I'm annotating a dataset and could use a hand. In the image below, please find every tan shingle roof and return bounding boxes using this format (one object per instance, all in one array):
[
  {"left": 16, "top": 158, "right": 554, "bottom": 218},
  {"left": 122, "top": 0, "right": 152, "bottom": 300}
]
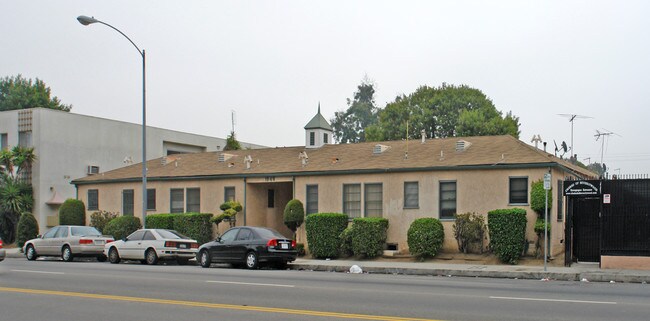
[{"left": 73, "top": 135, "right": 594, "bottom": 184}]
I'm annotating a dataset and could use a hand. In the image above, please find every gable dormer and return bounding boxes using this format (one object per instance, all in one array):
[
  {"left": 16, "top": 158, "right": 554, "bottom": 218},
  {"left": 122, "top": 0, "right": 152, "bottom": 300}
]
[{"left": 304, "top": 103, "right": 333, "bottom": 149}]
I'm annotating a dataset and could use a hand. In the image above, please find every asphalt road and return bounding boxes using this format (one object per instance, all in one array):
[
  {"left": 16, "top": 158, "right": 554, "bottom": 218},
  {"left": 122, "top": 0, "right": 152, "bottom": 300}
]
[{"left": 1, "top": 257, "right": 649, "bottom": 321}]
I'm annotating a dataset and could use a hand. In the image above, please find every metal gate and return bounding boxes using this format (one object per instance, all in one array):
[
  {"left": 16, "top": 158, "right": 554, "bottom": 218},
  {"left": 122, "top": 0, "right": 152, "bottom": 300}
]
[{"left": 572, "top": 197, "right": 600, "bottom": 262}]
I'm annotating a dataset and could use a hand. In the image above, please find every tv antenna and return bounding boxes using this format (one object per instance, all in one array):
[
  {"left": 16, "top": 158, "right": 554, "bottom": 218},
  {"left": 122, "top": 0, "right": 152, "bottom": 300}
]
[
  {"left": 231, "top": 110, "right": 237, "bottom": 133},
  {"left": 558, "top": 114, "right": 592, "bottom": 159},
  {"left": 594, "top": 129, "right": 621, "bottom": 165}
]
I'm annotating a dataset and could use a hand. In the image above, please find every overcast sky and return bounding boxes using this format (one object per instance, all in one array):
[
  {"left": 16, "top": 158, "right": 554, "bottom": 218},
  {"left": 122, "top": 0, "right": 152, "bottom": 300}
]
[{"left": 2, "top": 1, "right": 649, "bottom": 174}]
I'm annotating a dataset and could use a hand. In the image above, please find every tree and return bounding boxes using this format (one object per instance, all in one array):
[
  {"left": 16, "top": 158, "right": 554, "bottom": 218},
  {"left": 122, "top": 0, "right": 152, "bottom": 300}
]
[
  {"left": 283, "top": 199, "right": 305, "bottom": 238},
  {"left": 0, "top": 75, "right": 72, "bottom": 112},
  {"left": 330, "top": 78, "right": 379, "bottom": 143},
  {"left": 0, "top": 146, "right": 36, "bottom": 244},
  {"left": 366, "top": 83, "right": 520, "bottom": 141},
  {"left": 224, "top": 131, "right": 241, "bottom": 151}
]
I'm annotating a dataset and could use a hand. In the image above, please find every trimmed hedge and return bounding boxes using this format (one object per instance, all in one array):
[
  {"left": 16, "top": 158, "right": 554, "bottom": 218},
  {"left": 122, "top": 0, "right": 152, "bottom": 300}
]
[
  {"left": 90, "top": 210, "right": 118, "bottom": 233},
  {"left": 530, "top": 179, "right": 552, "bottom": 216},
  {"left": 350, "top": 217, "right": 389, "bottom": 258},
  {"left": 103, "top": 216, "right": 142, "bottom": 240},
  {"left": 59, "top": 199, "right": 86, "bottom": 226},
  {"left": 305, "top": 213, "right": 349, "bottom": 259},
  {"left": 16, "top": 212, "right": 39, "bottom": 248},
  {"left": 407, "top": 218, "right": 445, "bottom": 260},
  {"left": 339, "top": 226, "right": 354, "bottom": 257},
  {"left": 283, "top": 199, "right": 305, "bottom": 234},
  {"left": 172, "top": 213, "right": 213, "bottom": 245},
  {"left": 145, "top": 213, "right": 175, "bottom": 230},
  {"left": 487, "top": 208, "right": 528, "bottom": 264}
]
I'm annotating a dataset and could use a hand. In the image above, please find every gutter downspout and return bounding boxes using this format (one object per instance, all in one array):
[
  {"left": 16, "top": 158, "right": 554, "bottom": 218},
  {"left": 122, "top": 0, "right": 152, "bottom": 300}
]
[{"left": 243, "top": 177, "right": 247, "bottom": 226}]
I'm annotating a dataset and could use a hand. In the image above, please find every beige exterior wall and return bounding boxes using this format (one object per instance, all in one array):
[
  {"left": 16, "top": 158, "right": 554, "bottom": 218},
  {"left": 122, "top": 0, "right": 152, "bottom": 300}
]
[
  {"left": 78, "top": 166, "right": 571, "bottom": 258},
  {"left": 601, "top": 256, "right": 650, "bottom": 270}
]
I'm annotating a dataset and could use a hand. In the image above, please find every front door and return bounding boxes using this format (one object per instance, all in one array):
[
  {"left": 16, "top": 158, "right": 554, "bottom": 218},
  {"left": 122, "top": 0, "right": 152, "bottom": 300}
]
[{"left": 573, "top": 197, "right": 601, "bottom": 262}]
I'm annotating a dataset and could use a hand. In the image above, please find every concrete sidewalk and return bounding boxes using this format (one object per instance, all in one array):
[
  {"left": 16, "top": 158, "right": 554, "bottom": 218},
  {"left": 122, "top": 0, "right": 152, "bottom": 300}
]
[{"left": 5, "top": 247, "right": 649, "bottom": 283}]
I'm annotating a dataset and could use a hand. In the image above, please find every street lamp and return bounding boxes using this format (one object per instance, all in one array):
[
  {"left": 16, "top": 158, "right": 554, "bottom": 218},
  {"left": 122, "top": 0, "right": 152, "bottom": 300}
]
[{"left": 77, "top": 15, "right": 148, "bottom": 228}]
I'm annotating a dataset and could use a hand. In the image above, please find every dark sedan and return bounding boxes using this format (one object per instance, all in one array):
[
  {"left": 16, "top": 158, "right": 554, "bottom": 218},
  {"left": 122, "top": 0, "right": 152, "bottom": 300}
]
[{"left": 197, "top": 226, "right": 297, "bottom": 269}]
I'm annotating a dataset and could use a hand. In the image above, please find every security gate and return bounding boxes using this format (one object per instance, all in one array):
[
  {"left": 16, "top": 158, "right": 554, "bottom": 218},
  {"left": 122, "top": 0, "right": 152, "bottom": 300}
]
[{"left": 572, "top": 197, "right": 600, "bottom": 262}]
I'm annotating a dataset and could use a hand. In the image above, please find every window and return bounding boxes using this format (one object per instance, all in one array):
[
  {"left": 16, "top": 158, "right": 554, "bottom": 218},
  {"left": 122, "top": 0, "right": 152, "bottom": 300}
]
[
  {"left": 267, "top": 189, "right": 275, "bottom": 208},
  {"left": 509, "top": 177, "right": 528, "bottom": 204},
  {"left": 43, "top": 227, "right": 58, "bottom": 239},
  {"left": 87, "top": 189, "right": 99, "bottom": 211},
  {"left": 18, "top": 131, "right": 32, "bottom": 147},
  {"left": 224, "top": 186, "right": 235, "bottom": 202},
  {"left": 220, "top": 228, "right": 238, "bottom": 242},
  {"left": 364, "top": 183, "right": 383, "bottom": 217},
  {"left": 186, "top": 188, "right": 200, "bottom": 212},
  {"left": 440, "top": 181, "right": 457, "bottom": 219},
  {"left": 143, "top": 231, "right": 156, "bottom": 240},
  {"left": 236, "top": 228, "right": 253, "bottom": 241},
  {"left": 323, "top": 133, "right": 329, "bottom": 144},
  {"left": 343, "top": 184, "right": 361, "bottom": 218},
  {"left": 557, "top": 180, "right": 564, "bottom": 221},
  {"left": 309, "top": 132, "right": 315, "bottom": 146},
  {"left": 170, "top": 188, "right": 184, "bottom": 213},
  {"left": 127, "top": 230, "right": 145, "bottom": 241},
  {"left": 147, "top": 189, "right": 156, "bottom": 211},
  {"left": 122, "top": 189, "right": 134, "bottom": 216},
  {"left": 1, "top": 133, "right": 7, "bottom": 150},
  {"left": 404, "top": 182, "right": 419, "bottom": 209},
  {"left": 55, "top": 227, "right": 69, "bottom": 238},
  {"left": 306, "top": 185, "right": 318, "bottom": 214}
]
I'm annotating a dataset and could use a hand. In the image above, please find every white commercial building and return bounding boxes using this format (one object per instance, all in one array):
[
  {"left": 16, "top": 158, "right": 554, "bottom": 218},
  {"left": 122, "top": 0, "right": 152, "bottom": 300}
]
[{"left": 0, "top": 107, "right": 263, "bottom": 231}]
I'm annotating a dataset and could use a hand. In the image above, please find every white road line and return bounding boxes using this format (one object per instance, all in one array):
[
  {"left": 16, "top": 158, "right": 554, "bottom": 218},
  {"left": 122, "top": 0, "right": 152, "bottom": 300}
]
[
  {"left": 206, "top": 280, "right": 295, "bottom": 288},
  {"left": 11, "top": 270, "right": 65, "bottom": 275},
  {"left": 489, "top": 296, "right": 617, "bottom": 305}
]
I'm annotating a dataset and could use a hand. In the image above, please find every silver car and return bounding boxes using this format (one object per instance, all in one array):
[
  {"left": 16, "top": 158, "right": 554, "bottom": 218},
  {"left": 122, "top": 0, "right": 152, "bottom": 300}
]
[
  {"left": 23, "top": 225, "right": 114, "bottom": 262},
  {"left": 0, "top": 238, "right": 5, "bottom": 262},
  {"left": 105, "top": 229, "right": 198, "bottom": 265}
]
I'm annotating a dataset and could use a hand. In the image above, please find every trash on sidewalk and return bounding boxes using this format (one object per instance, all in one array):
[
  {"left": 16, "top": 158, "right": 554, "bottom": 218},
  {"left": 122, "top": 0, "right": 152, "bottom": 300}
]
[
  {"left": 581, "top": 278, "right": 589, "bottom": 282},
  {"left": 349, "top": 265, "right": 363, "bottom": 274}
]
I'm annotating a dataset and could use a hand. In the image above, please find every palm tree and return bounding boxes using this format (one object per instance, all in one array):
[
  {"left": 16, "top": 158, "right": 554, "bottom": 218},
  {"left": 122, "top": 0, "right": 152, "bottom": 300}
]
[{"left": 0, "top": 146, "right": 36, "bottom": 243}]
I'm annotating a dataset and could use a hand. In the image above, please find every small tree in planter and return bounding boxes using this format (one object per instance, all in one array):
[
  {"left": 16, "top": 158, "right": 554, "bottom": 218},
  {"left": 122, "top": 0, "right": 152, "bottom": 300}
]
[
  {"left": 211, "top": 200, "right": 242, "bottom": 228},
  {"left": 283, "top": 199, "right": 305, "bottom": 239},
  {"left": 530, "top": 179, "right": 552, "bottom": 257}
]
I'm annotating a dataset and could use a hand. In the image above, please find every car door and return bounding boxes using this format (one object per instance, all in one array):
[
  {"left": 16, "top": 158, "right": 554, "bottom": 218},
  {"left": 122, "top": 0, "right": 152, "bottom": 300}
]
[
  {"left": 37, "top": 227, "right": 59, "bottom": 255},
  {"left": 121, "top": 230, "right": 145, "bottom": 259},
  {"left": 52, "top": 226, "right": 70, "bottom": 255},
  {"left": 232, "top": 228, "right": 253, "bottom": 261},
  {"left": 211, "top": 228, "right": 238, "bottom": 261},
  {"left": 140, "top": 230, "right": 158, "bottom": 259}
]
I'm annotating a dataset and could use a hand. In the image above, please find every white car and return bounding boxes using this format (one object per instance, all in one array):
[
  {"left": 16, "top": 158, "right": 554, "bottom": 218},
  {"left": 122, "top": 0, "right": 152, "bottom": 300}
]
[
  {"left": 23, "top": 226, "right": 114, "bottom": 262},
  {"left": 105, "top": 229, "right": 198, "bottom": 265}
]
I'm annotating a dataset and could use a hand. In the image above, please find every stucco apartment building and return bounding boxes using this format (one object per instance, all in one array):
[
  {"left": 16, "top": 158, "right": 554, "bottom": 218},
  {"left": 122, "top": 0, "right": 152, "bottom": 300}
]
[
  {"left": 0, "top": 107, "right": 263, "bottom": 232},
  {"left": 73, "top": 110, "right": 593, "bottom": 257}
]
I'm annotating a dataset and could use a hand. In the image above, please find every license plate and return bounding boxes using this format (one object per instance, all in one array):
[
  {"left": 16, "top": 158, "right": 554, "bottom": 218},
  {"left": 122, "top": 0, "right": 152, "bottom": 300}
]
[
  {"left": 281, "top": 243, "right": 288, "bottom": 249},
  {"left": 95, "top": 240, "right": 105, "bottom": 245},
  {"left": 180, "top": 244, "right": 188, "bottom": 249}
]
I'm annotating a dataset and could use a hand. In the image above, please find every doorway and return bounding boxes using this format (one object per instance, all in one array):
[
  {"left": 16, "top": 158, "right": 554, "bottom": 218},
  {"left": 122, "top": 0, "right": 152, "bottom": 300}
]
[{"left": 572, "top": 197, "right": 600, "bottom": 262}]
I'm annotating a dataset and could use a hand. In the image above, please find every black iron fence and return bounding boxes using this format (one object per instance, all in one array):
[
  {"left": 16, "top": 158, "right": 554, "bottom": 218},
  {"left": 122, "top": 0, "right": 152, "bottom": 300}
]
[{"left": 600, "top": 179, "right": 650, "bottom": 256}]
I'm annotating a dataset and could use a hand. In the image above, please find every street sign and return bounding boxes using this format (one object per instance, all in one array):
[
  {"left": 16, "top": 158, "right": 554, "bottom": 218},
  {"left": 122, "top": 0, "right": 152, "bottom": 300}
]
[{"left": 544, "top": 173, "right": 551, "bottom": 190}]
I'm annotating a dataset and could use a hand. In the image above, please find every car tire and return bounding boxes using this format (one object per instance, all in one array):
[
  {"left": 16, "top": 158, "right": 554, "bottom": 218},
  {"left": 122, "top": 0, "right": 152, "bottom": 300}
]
[
  {"left": 62, "top": 246, "right": 74, "bottom": 262},
  {"left": 145, "top": 248, "right": 158, "bottom": 265},
  {"left": 177, "top": 258, "right": 189, "bottom": 266},
  {"left": 199, "top": 250, "right": 211, "bottom": 268},
  {"left": 25, "top": 245, "right": 37, "bottom": 261},
  {"left": 97, "top": 255, "right": 107, "bottom": 262},
  {"left": 108, "top": 247, "right": 121, "bottom": 264},
  {"left": 245, "top": 251, "right": 258, "bottom": 269}
]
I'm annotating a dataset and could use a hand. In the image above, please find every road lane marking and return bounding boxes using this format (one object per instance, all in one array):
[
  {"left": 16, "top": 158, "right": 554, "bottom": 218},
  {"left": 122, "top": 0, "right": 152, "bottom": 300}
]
[
  {"left": 206, "top": 280, "right": 295, "bottom": 288},
  {"left": 489, "top": 296, "right": 617, "bottom": 305},
  {"left": 11, "top": 270, "right": 65, "bottom": 275},
  {"left": 0, "top": 286, "right": 443, "bottom": 321}
]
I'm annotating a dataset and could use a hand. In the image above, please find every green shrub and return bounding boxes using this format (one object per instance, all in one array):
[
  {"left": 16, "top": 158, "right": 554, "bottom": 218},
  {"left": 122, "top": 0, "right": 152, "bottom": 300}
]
[
  {"left": 339, "top": 227, "right": 354, "bottom": 257},
  {"left": 407, "top": 218, "right": 445, "bottom": 260},
  {"left": 295, "top": 243, "right": 306, "bottom": 256},
  {"left": 145, "top": 213, "right": 175, "bottom": 230},
  {"left": 350, "top": 217, "right": 389, "bottom": 258},
  {"left": 453, "top": 213, "right": 486, "bottom": 254},
  {"left": 283, "top": 199, "right": 305, "bottom": 235},
  {"left": 59, "top": 199, "right": 86, "bottom": 226},
  {"left": 103, "top": 216, "right": 142, "bottom": 240},
  {"left": 172, "top": 213, "right": 213, "bottom": 244},
  {"left": 534, "top": 218, "right": 551, "bottom": 234},
  {"left": 305, "top": 213, "right": 349, "bottom": 259},
  {"left": 216, "top": 201, "right": 242, "bottom": 228},
  {"left": 89, "top": 210, "right": 118, "bottom": 233},
  {"left": 487, "top": 208, "right": 527, "bottom": 264},
  {"left": 16, "top": 212, "right": 39, "bottom": 248},
  {"left": 530, "top": 179, "right": 552, "bottom": 217}
]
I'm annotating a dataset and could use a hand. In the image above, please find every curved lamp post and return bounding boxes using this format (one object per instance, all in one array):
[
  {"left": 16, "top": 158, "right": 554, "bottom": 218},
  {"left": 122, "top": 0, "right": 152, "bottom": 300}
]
[{"left": 77, "top": 15, "right": 148, "bottom": 228}]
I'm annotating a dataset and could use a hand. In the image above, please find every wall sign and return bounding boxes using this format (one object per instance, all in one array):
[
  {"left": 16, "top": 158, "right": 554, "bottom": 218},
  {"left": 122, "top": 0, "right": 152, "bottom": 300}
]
[
  {"left": 603, "top": 194, "right": 611, "bottom": 204},
  {"left": 563, "top": 180, "right": 601, "bottom": 196}
]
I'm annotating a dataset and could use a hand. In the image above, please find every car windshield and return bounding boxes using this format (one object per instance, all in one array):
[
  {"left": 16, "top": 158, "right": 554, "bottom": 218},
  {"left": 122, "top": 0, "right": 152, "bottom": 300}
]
[
  {"left": 156, "top": 229, "right": 188, "bottom": 240},
  {"left": 71, "top": 226, "right": 102, "bottom": 236},
  {"left": 255, "top": 228, "right": 288, "bottom": 239}
]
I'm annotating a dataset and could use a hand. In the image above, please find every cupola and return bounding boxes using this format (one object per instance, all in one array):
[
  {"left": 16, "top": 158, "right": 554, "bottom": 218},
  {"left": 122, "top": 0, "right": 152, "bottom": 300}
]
[{"left": 304, "top": 103, "right": 333, "bottom": 149}]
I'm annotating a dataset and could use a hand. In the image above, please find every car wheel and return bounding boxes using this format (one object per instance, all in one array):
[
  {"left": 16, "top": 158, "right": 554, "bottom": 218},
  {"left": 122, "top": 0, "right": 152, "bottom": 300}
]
[
  {"left": 245, "top": 251, "right": 258, "bottom": 269},
  {"left": 199, "top": 250, "right": 211, "bottom": 268},
  {"left": 108, "top": 247, "right": 121, "bottom": 264},
  {"left": 25, "top": 245, "right": 37, "bottom": 261},
  {"left": 177, "top": 258, "right": 189, "bottom": 266},
  {"left": 145, "top": 248, "right": 158, "bottom": 265},
  {"left": 97, "top": 255, "right": 107, "bottom": 262},
  {"left": 62, "top": 246, "right": 74, "bottom": 262}
]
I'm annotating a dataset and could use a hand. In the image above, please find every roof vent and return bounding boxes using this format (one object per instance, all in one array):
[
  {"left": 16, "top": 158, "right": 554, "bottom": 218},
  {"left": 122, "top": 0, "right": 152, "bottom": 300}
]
[
  {"left": 373, "top": 144, "right": 390, "bottom": 155},
  {"left": 455, "top": 140, "right": 472, "bottom": 152},
  {"left": 218, "top": 153, "right": 236, "bottom": 162}
]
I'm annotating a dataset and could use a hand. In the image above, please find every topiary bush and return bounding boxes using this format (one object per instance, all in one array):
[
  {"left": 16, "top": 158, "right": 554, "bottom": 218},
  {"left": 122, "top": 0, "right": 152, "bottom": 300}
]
[
  {"left": 16, "top": 212, "right": 39, "bottom": 248},
  {"left": 530, "top": 179, "right": 552, "bottom": 217},
  {"left": 89, "top": 210, "right": 118, "bottom": 233},
  {"left": 339, "top": 226, "right": 354, "bottom": 257},
  {"left": 59, "top": 199, "right": 86, "bottom": 226},
  {"left": 453, "top": 212, "right": 486, "bottom": 254},
  {"left": 350, "top": 217, "right": 389, "bottom": 258},
  {"left": 305, "top": 213, "right": 349, "bottom": 259},
  {"left": 172, "top": 213, "right": 213, "bottom": 245},
  {"left": 145, "top": 213, "right": 175, "bottom": 230},
  {"left": 487, "top": 208, "right": 527, "bottom": 264},
  {"left": 407, "top": 218, "right": 445, "bottom": 260},
  {"left": 283, "top": 199, "right": 305, "bottom": 237},
  {"left": 103, "top": 216, "right": 142, "bottom": 240}
]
